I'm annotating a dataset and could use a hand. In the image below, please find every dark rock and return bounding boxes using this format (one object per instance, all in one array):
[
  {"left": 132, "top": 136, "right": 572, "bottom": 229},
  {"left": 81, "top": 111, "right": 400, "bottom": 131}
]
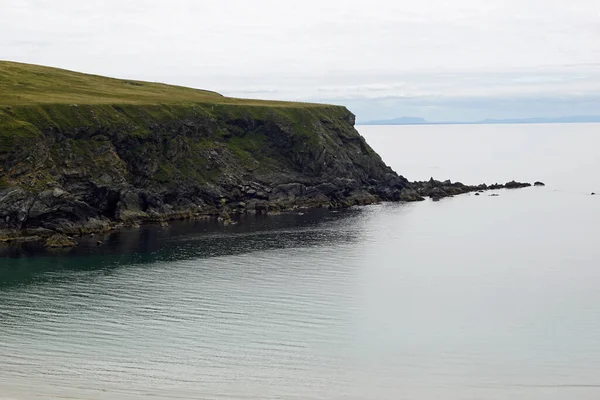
[
  {"left": 444, "top": 186, "right": 465, "bottom": 196},
  {"left": 429, "top": 187, "right": 448, "bottom": 198},
  {"left": 254, "top": 201, "right": 268, "bottom": 215},
  {"left": 0, "top": 95, "right": 536, "bottom": 242},
  {"left": 408, "top": 177, "right": 528, "bottom": 200},
  {"left": 314, "top": 183, "right": 338, "bottom": 196},
  {"left": 399, "top": 188, "right": 424, "bottom": 202},
  {"left": 505, "top": 180, "right": 532, "bottom": 189},
  {"left": 490, "top": 194, "right": 500, "bottom": 197},
  {"left": 592, "top": 193, "right": 596, "bottom": 196},
  {"left": 475, "top": 193, "right": 480, "bottom": 196},
  {"left": 255, "top": 191, "right": 268, "bottom": 200},
  {"left": 534, "top": 181, "right": 545, "bottom": 187}
]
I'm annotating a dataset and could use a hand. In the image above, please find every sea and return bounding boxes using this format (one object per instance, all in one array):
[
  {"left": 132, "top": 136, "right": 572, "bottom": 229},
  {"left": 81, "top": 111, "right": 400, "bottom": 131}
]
[{"left": 0, "top": 123, "right": 599, "bottom": 400}]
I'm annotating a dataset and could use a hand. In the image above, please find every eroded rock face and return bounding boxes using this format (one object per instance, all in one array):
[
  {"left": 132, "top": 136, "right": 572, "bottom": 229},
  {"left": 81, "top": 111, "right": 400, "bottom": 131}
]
[
  {"left": 0, "top": 103, "right": 532, "bottom": 241},
  {"left": 0, "top": 105, "right": 413, "bottom": 240}
]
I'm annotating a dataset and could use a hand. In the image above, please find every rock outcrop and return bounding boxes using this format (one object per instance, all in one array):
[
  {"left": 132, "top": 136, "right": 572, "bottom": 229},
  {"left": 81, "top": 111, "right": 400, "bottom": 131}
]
[
  {"left": 0, "top": 62, "right": 534, "bottom": 244},
  {"left": 410, "top": 178, "right": 532, "bottom": 200},
  {"left": 504, "top": 180, "right": 532, "bottom": 189},
  {"left": 45, "top": 234, "right": 77, "bottom": 248},
  {"left": 0, "top": 103, "right": 416, "bottom": 241},
  {"left": 0, "top": 101, "right": 539, "bottom": 244}
]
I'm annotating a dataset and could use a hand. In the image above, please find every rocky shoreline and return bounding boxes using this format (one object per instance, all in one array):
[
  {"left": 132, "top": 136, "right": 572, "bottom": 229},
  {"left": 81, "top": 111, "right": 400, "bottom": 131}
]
[
  {"left": 0, "top": 177, "right": 535, "bottom": 247},
  {"left": 412, "top": 178, "right": 532, "bottom": 200},
  {"left": 0, "top": 77, "right": 538, "bottom": 250}
]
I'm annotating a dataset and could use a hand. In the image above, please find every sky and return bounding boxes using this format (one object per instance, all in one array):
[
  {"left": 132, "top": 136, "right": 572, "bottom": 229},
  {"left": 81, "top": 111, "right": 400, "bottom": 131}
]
[{"left": 1, "top": 0, "right": 599, "bottom": 121}]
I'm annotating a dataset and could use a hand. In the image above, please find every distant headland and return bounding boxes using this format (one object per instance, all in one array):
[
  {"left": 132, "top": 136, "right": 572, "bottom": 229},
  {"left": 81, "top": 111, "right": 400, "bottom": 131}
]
[{"left": 357, "top": 115, "right": 600, "bottom": 126}]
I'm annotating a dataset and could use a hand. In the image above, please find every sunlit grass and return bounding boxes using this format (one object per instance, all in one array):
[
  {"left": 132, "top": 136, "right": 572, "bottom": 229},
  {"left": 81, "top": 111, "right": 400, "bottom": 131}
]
[{"left": 0, "top": 60, "right": 326, "bottom": 108}]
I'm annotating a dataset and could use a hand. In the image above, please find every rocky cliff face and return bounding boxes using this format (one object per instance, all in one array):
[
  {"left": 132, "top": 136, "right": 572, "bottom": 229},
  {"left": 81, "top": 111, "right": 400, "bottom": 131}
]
[{"left": 0, "top": 103, "right": 416, "bottom": 241}]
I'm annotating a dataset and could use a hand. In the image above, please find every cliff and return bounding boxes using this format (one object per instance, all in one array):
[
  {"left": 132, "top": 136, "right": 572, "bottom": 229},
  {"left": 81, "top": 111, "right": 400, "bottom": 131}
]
[{"left": 0, "top": 61, "right": 418, "bottom": 242}]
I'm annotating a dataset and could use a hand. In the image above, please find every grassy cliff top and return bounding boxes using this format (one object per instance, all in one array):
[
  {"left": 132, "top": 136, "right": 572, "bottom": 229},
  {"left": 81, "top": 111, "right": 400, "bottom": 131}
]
[
  {"left": 0, "top": 62, "right": 355, "bottom": 174},
  {"left": 0, "top": 61, "right": 324, "bottom": 108}
]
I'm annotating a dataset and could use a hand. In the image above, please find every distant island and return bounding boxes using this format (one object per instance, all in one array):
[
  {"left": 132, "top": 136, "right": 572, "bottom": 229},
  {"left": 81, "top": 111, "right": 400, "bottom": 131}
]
[{"left": 358, "top": 115, "right": 600, "bottom": 126}]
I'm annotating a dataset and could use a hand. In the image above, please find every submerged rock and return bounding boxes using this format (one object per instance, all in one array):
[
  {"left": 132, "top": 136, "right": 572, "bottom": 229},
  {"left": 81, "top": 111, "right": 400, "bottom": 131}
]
[{"left": 45, "top": 234, "right": 77, "bottom": 248}]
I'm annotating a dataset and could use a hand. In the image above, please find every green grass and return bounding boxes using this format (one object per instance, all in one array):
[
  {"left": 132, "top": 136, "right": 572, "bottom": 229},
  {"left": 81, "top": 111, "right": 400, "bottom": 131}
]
[
  {"left": 0, "top": 61, "right": 358, "bottom": 192},
  {"left": 0, "top": 60, "right": 326, "bottom": 108},
  {"left": 0, "top": 61, "right": 341, "bottom": 155}
]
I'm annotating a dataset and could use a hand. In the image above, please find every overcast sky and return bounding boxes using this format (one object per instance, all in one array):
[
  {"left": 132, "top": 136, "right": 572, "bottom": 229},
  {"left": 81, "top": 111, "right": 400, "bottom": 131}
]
[{"left": 2, "top": 0, "right": 599, "bottom": 121}]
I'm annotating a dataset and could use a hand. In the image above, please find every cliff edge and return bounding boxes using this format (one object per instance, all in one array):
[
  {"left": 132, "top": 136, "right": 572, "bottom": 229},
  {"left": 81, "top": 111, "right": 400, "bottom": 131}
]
[{"left": 0, "top": 61, "right": 417, "bottom": 241}]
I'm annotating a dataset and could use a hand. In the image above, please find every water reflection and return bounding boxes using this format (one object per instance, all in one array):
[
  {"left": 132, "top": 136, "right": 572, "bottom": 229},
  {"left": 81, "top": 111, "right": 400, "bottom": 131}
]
[{"left": 0, "top": 208, "right": 364, "bottom": 289}]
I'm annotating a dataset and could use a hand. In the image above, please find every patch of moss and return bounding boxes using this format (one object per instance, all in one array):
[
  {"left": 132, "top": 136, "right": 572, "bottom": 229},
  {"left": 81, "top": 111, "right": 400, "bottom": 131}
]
[
  {"left": 153, "top": 162, "right": 177, "bottom": 183},
  {"left": 150, "top": 138, "right": 223, "bottom": 186},
  {"left": 228, "top": 130, "right": 269, "bottom": 155},
  {"left": 0, "top": 110, "right": 42, "bottom": 156}
]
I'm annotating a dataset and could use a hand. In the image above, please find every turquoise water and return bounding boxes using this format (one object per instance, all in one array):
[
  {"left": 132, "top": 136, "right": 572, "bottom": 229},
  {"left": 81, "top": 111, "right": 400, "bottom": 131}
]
[{"left": 1, "top": 124, "right": 599, "bottom": 399}]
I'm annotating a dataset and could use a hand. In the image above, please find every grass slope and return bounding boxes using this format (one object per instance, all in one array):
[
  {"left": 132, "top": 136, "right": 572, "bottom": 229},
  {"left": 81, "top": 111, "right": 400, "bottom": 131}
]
[
  {"left": 0, "top": 60, "right": 324, "bottom": 108},
  {"left": 0, "top": 62, "right": 355, "bottom": 192}
]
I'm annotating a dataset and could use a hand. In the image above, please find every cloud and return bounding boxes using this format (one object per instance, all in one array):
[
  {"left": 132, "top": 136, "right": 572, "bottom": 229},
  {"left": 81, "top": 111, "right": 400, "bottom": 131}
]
[
  {"left": 218, "top": 67, "right": 600, "bottom": 101},
  {"left": 1, "top": 0, "right": 599, "bottom": 119}
]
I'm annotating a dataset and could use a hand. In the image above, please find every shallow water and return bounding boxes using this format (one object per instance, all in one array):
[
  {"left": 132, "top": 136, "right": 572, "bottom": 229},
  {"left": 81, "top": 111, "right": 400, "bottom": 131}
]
[{"left": 1, "top": 123, "right": 599, "bottom": 399}]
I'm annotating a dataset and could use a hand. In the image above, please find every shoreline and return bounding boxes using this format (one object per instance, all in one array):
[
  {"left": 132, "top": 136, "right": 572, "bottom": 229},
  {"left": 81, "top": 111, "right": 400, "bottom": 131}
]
[{"left": 0, "top": 179, "right": 533, "bottom": 247}]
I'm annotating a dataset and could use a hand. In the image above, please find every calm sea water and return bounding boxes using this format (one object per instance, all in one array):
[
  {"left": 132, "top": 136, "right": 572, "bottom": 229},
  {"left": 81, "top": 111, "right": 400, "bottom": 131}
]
[{"left": 1, "top": 123, "right": 599, "bottom": 400}]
